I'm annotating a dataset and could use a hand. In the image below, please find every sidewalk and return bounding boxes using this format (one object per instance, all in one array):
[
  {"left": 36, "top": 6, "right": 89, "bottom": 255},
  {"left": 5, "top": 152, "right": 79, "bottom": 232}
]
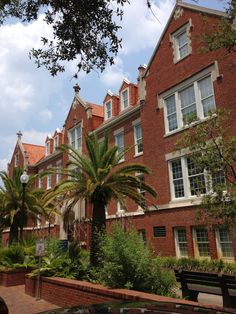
[{"left": 0, "top": 285, "right": 59, "bottom": 314}]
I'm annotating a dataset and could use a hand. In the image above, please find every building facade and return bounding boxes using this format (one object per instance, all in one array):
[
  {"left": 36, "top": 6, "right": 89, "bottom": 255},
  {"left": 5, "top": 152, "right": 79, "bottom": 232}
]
[{"left": 6, "top": 2, "right": 236, "bottom": 261}]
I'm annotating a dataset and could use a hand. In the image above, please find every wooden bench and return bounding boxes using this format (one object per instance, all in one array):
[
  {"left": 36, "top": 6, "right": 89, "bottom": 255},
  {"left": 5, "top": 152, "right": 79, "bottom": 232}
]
[{"left": 174, "top": 269, "right": 236, "bottom": 309}]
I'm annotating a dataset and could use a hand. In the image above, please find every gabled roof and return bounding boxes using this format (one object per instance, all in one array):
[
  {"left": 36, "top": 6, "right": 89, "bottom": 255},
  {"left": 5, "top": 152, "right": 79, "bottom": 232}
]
[
  {"left": 144, "top": 1, "right": 226, "bottom": 77},
  {"left": 22, "top": 143, "right": 45, "bottom": 165},
  {"left": 87, "top": 102, "right": 104, "bottom": 117}
]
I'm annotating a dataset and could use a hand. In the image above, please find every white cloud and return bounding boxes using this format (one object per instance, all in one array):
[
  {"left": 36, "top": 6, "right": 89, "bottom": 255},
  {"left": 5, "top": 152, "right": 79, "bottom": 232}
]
[
  {"left": 39, "top": 109, "right": 53, "bottom": 122},
  {"left": 100, "top": 57, "right": 129, "bottom": 87},
  {"left": 119, "top": 0, "right": 174, "bottom": 55},
  {"left": 22, "top": 130, "right": 48, "bottom": 145}
]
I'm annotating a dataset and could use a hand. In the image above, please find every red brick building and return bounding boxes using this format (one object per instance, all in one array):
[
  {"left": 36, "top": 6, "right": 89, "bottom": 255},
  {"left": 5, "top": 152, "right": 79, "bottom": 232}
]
[{"left": 7, "top": 2, "right": 236, "bottom": 261}]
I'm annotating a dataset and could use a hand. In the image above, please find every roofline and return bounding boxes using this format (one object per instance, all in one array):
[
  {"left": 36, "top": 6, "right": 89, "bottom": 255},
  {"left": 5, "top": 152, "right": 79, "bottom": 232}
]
[
  {"left": 22, "top": 143, "right": 44, "bottom": 148},
  {"left": 144, "top": 2, "right": 226, "bottom": 78},
  {"left": 34, "top": 150, "right": 63, "bottom": 167},
  {"left": 91, "top": 104, "right": 141, "bottom": 135}
]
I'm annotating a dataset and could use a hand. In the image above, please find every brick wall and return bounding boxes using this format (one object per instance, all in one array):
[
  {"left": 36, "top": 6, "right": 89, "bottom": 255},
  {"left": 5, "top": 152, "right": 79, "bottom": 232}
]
[
  {"left": 0, "top": 268, "right": 31, "bottom": 286},
  {"left": 25, "top": 276, "right": 226, "bottom": 312}
]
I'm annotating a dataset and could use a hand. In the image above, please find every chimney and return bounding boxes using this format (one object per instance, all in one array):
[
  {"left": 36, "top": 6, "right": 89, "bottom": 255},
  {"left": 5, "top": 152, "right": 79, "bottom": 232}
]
[
  {"left": 73, "top": 83, "right": 81, "bottom": 95},
  {"left": 137, "top": 65, "right": 147, "bottom": 104}
]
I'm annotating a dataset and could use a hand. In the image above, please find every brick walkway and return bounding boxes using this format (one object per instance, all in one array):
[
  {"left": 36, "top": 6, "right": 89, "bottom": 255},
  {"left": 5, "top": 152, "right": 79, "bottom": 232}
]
[{"left": 0, "top": 285, "right": 59, "bottom": 314}]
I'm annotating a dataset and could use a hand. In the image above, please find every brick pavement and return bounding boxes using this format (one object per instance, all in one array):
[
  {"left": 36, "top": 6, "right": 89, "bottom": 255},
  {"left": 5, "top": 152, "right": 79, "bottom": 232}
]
[{"left": 0, "top": 285, "right": 59, "bottom": 314}]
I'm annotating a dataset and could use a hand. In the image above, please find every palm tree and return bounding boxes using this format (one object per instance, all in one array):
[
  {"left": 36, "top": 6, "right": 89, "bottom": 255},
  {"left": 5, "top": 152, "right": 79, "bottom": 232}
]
[
  {"left": 0, "top": 168, "right": 44, "bottom": 244},
  {"left": 53, "top": 133, "right": 157, "bottom": 267}
]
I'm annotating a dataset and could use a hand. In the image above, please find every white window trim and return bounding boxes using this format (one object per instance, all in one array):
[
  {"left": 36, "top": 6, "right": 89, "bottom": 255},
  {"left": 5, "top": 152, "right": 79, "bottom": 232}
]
[
  {"left": 215, "top": 228, "right": 234, "bottom": 262},
  {"left": 114, "top": 128, "right": 125, "bottom": 162},
  {"left": 117, "top": 201, "right": 125, "bottom": 215},
  {"left": 192, "top": 227, "right": 211, "bottom": 260},
  {"left": 121, "top": 87, "right": 129, "bottom": 111},
  {"left": 46, "top": 166, "right": 52, "bottom": 190},
  {"left": 54, "top": 136, "right": 58, "bottom": 152},
  {"left": 38, "top": 170, "right": 43, "bottom": 188},
  {"left": 68, "top": 123, "right": 82, "bottom": 151},
  {"left": 168, "top": 156, "right": 210, "bottom": 201},
  {"left": 174, "top": 228, "right": 188, "bottom": 258},
  {"left": 104, "top": 100, "right": 112, "bottom": 120},
  {"left": 45, "top": 141, "right": 50, "bottom": 156},
  {"left": 132, "top": 118, "right": 143, "bottom": 157},
  {"left": 171, "top": 21, "right": 192, "bottom": 63},
  {"left": 159, "top": 64, "right": 218, "bottom": 136},
  {"left": 56, "top": 160, "right": 62, "bottom": 184}
]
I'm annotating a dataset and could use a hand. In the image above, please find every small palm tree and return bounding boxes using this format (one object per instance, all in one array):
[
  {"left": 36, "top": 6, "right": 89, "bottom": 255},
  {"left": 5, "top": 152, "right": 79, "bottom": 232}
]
[
  {"left": 53, "top": 133, "right": 157, "bottom": 267},
  {"left": 0, "top": 168, "right": 44, "bottom": 244}
]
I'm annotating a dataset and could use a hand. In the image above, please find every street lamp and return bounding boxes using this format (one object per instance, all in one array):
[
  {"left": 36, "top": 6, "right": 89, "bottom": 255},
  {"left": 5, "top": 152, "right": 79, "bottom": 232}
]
[{"left": 20, "top": 170, "right": 29, "bottom": 241}]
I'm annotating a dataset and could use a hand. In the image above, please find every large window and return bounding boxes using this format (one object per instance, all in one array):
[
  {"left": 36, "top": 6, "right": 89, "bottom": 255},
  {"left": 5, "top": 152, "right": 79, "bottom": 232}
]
[
  {"left": 164, "top": 76, "right": 215, "bottom": 133},
  {"left": 216, "top": 228, "right": 234, "bottom": 260},
  {"left": 69, "top": 124, "right": 82, "bottom": 150},
  {"left": 115, "top": 131, "right": 124, "bottom": 162},
  {"left": 121, "top": 89, "right": 129, "bottom": 110},
  {"left": 105, "top": 101, "right": 112, "bottom": 120},
  {"left": 175, "top": 228, "right": 188, "bottom": 257},
  {"left": 169, "top": 156, "right": 210, "bottom": 200},
  {"left": 193, "top": 227, "right": 210, "bottom": 258},
  {"left": 134, "top": 124, "right": 143, "bottom": 155}
]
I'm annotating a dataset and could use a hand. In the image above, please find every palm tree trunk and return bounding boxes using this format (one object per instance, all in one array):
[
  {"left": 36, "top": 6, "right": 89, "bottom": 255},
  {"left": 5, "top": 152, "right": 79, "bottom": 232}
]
[
  {"left": 9, "top": 221, "right": 19, "bottom": 246},
  {"left": 90, "top": 200, "right": 106, "bottom": 268}
]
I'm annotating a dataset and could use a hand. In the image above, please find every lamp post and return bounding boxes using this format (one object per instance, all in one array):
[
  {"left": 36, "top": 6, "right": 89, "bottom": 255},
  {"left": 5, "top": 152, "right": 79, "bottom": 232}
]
[{"left": 20, "top": 170, "right": 29, "bottom": 241}]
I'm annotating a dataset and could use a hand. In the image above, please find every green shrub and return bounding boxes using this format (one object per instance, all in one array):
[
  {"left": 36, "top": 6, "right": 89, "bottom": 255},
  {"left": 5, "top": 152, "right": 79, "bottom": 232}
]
[
  {"left": 98, "top": 224, "right": 176, "bottom": 296},
  {"left": 0, "top": 246, "right": 25, "bottom": 266}
]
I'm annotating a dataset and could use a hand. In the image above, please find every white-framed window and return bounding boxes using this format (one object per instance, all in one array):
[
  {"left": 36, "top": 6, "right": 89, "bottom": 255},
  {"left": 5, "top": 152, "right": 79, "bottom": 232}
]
[
  {"left": 115, "top": 129, "right": 124, "bottom": 162},
  {"left": 175, "top": 228, "right": 188, "bottom": 257},
  {"left": 164, "top": 75, "right": 215, "bottom": 134},
  {"left": 104, "top": 101, "right": 112, "bottom": 120},
  {"left": 193, "top": 227, "right": 210, "bottom": 258},
  {"left": 215, "top": 228, "right": 234, "bottom": 261},
  {"left": 47, "top": 166, "right": 52, "bottom": 190},
  {"left": 172, "top": 22, "right": 191, "bottom": 62},
  {"left": 169, "top": 156, "right": 207, "bottom": 200},
  {"left": 54, "top": 136, "right": 58, "bottom": 152},
  {"left": 117, "top": 201, "right": 125, "bottom": 214},
  {"left": 14, "top": 152, "right": 19, "bottom": 167},
  {"left": 45, "top": 141, "right": 50, "bottom": 156},
  {"left": 69, "top": 124, "right": 82, "bottom": 150},
  {"left": 56, "top": 160, "right": 62, "bottom": 183},
  {"left": 134, "top": 124, "right": 143, "bottom": 155},
  {"left": 121, "top": 88, "right": 129, "bottom": 110}
]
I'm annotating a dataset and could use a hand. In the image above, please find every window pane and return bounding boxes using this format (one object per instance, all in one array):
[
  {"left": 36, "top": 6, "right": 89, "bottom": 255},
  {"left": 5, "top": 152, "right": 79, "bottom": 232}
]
[
  {"left": 122, "top": 90, "right": 128, "bottom": 108},
  {"left": 116, "top": 133, "right": 124, "bottom": 152},
  {"left": 180, "top": 85, "right": 197, "bottom": 124},
  {"left": 187, "top": 157, "right": 206, "bottom": 195},
  {"left": 135, "top": 125, "right": 143, "bottom": 153},
  {"left": 166, "top": 95, "right": 178, "bottom": 131},
  {"left": 195, "top": 228, "right": 210, "bottom": 257},
  {"left": 171, "top": 159, "right": 185, "bottom": 198},
  {"left": 176, "top": 31, "right": 188, "bottom": 58},
  {"left": 198, "top": 76, "right": 215, "bottom": 116},
  {"left": 218, "top": 229, "right": 234, "bottom": 258},
  {"left": 176, "top": 229, "right": 188, "bottom": 257}
]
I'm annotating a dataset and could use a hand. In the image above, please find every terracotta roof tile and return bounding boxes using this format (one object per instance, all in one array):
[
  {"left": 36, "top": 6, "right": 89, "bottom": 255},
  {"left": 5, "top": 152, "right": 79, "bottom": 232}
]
[
  {"left": 87, "top": 103, "right": 104, "bottom": 117},
  {"left": 22, "top": 143, "right": 45, "bottom": 165}
]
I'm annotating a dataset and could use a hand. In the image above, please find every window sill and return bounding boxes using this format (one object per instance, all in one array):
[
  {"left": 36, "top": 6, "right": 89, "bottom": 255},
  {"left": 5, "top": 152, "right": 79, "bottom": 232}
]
[
  {"left": 174, "top": 52, "right": 191, "bottom": 64},
  {"left": 164, "top": 114, "right": 217, "bottom": 138},
  {"left": 134, "top": 152, "right": 143, "bottom": 158},
  {"left": 118, "top": 159, "right": 125, "bottom": 164}
]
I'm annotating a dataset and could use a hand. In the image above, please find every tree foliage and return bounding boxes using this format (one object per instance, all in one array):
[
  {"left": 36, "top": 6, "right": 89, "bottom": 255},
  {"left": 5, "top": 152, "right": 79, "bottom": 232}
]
[
  {"left": 0, "top": 0, "right": 129, "bottom": 76},
  {"left": 203, "top": 0, "right": 236, "bottom": 53},
  {"left": 176, "top": 109, "right": 236, "bottom": 227},
  {"left": 52, "top": 133, "right": 157, "bottom": 267}
]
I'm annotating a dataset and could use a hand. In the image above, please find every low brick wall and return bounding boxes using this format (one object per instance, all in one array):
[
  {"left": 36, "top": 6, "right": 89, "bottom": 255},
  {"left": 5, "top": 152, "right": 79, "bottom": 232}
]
[
  {"left": 25, "top": 276, "right": 225, "bottom": 311},
  {"left": 0, "top": 268, "right": 31, "bottom": 286}
]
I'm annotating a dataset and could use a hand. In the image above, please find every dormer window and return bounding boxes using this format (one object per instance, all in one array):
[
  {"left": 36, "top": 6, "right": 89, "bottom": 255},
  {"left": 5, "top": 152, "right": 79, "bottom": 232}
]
[
  {"left": 176, "top": 30, "right": 188, "bottom": 59},
  {"left": 45, "top": 141, "right": 50, "bottom": 156},
  {"left": 121, "top": 89, "right": 129, "bottom": 110},
  {"left": 54, "top": 136, "right": 58, "bottom": 152},
  {"left": 105, "top": 101, "right": 112, "bottom": 120}
]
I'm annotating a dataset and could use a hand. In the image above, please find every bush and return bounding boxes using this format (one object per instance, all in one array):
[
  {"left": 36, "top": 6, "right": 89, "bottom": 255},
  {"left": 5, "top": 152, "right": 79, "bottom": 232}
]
[
  {"left": 0, "top": 245, "right": 25, "bottom": 266},
  {"left": 32, "top": 239, "right": 88, "bottom": 280},
  {"left": 98, "top": 224, "right": 176, "bottom": 296}
]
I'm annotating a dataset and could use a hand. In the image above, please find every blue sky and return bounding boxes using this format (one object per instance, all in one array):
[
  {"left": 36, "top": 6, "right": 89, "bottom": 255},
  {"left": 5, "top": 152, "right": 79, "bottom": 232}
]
[{"left": 0, "top": 0, "right": 226, "bottom": 171}]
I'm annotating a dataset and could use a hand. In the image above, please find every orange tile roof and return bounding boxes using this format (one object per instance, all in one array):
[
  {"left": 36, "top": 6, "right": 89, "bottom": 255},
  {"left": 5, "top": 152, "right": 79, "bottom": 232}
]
[
  {"left": 22, "top": 143, "right": 45, "bottom": 165},
  {"left": 87, "top": 103, "right": 104, "bottom": 117}
]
